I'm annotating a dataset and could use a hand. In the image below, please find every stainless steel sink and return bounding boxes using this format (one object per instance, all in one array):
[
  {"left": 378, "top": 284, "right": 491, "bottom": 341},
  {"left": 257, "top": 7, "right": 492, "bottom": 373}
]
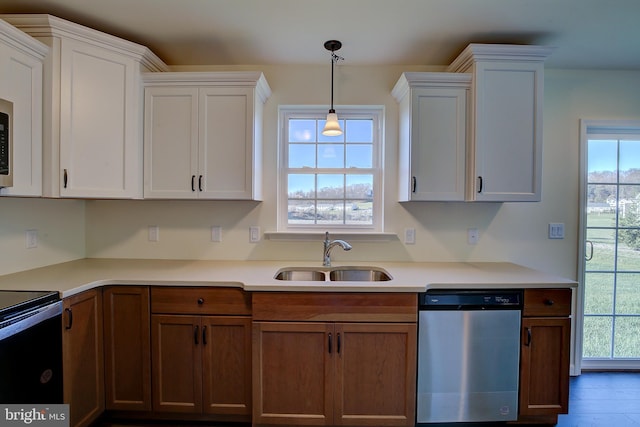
[
  {"left": 274, "top": 268, "right": 326, "bottom": 281},
  {"left": 329, "top": 267, "right": 392, "bottom": 282},
  {"left": 274, "top": 266, "right": 392, "bottom": 282}
]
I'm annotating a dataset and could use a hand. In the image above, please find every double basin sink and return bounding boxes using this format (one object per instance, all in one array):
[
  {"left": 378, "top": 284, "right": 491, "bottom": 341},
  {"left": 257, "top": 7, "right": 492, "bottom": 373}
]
[{"left": 274, "top": 266, "right": 392, "bottom": 282}]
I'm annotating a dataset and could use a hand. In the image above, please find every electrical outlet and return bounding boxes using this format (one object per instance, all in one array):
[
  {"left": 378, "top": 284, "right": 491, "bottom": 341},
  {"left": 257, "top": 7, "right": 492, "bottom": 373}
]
[
  {"left": 148, "top": 225, "right": 159, "bottom": 242},
  {"left": 467, "top": 228, "right": 479, "bottom": 245},
  {"left": 249, "top": 226, "right": 261, "bottom": 243},
  {"left": 404, "top": 228, "right": 416, "bottom": 245},
  {"left": 211, "top": 226, "right": 222, "bottom": 242},
  {"left": 26, "top": 229, "right": 38, "bottom": 249}
]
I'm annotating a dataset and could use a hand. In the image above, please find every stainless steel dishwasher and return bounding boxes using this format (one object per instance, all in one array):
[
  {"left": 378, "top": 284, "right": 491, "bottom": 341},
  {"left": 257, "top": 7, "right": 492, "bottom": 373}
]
[{"left": 417, "top": 289, "right": 522, "bottom": 424}]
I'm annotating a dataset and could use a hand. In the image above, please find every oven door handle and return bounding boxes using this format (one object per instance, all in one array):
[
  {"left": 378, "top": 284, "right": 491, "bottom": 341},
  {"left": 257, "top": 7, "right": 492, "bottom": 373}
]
[{"left": 0, "top": 301, "right": 63, "bottom": 341}]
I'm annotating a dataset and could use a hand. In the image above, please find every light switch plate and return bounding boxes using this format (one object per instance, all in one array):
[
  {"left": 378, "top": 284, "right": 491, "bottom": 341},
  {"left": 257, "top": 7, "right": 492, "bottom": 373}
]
[
  {"left": 549, "top": 223, "right": 565, "bottom": 239},
  {"left": 404, "top": 228, "right": 416, "bottom": 245},
  {"left": 249, "top": 226, "right": 260, "bottom": 243}
]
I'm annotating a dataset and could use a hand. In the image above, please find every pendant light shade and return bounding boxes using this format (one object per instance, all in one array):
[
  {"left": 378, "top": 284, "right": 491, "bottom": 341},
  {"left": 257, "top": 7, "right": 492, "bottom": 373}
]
[
  {"left": 321, "top": 40, "right": 343, "bottom": 137},
  {"left": 322, "top": 111, "right": 342, "bottom": 136}
]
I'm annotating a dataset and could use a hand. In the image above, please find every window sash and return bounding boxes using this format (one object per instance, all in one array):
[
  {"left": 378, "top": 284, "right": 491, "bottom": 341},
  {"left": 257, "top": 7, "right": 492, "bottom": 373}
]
[{"left": 278, "top": 107, "right": 383, "bottom": 232}]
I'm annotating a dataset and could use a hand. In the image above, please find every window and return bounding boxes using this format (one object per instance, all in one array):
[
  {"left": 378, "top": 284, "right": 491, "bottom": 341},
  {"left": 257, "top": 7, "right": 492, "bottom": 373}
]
[
  {"left": 580, "top": 120, "right": 640, "bottom": 369},
  {"left": 278, "top": 107, "right": 383, "bottom": 232}
]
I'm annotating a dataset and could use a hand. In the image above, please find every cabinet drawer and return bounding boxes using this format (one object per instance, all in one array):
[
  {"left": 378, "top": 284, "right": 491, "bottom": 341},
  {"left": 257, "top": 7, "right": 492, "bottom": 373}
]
[
  {"left": 523, "top": 289, "right": 571, "bottom": 317},
  {"left": 151, "top": 287, "right": 251, "bottom": 315},
  {"left": 252, "top": 292, "right": 417, "bottom": 322}
]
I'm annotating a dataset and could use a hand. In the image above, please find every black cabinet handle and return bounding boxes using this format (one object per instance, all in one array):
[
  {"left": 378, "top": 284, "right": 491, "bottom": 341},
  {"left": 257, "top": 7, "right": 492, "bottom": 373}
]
[
  {"left": 197, "top": 298, "right": 204, "bottom": 305},
  {"left": 328, "top": 332, "right": 332, "bottom": 354},
  {"left": 194, "top": 325, "right": 199, "bottom": 345},
  {"left": 202, "top": 325, "right": 207, "bottom": 345},
  {"left": 412, "top": 176, "right": 417, "bottom": 193},
  {"left": 525, "top": 327, "right": 532, "bottom": 347},
  {"left": 191, "top": 175, "right": 196, "bottom": 192},
  {"left": 199, "top": 175, "right": 203, "bottom": 192},
  {"left": 64, "top": 308, "right": 73, "bottom": 330},
  {"left": 63, "top": 169, "right": 68, "bottom": 189},
  {"left": 477, "top": 176, "right": 483, "bottom": 193},
  {"left": 544, "top": 299, "right": 555, "bottom": 306},
  {"left": 337, "top": 333, "right": 341, "bottom": 354}
]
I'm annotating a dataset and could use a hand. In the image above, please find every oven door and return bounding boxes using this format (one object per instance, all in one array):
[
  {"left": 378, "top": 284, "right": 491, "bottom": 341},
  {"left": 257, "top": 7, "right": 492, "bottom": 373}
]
[{"left": 0, "top": 301, "right": 63, "bottom": 403}]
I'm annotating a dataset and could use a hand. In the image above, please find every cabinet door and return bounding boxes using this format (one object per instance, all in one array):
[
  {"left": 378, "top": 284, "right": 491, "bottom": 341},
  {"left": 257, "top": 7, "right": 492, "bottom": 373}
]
[
  {"left": 335, "top": 323, "right": 417, "bottom": 426},
  {"left": 471, "top": 61, "right": 544, "bottom": 202},
  {"left": 63, "top": 289, "right": 104, "bottom": 427},
  {"left": 408, "top": 87, "right": 467, "bottom": 201},
  {"left": 103, "top": 286, "right": 151, "bottom": 411},
  {"left": 253, "top": 322, "right": 333, "bottom": 425},
  {"left": 59, "top": 38, "right": 139, "bottom": 198},
  {"left": 0, "top": 43, "right": 43, "bottom": 197},
  {"left": 144, "top": 86, "right": 199, "bottom": 198},
  {"left": 151, "top": 314, "right": 203, "bottom": 413},
  {"left": 519, "top": 317, "right": 570, "bottom": 415},
  {"left": 199, "top": 87, "right": 255, "bottom": 199},
  {"left": 202, "top": 316, "right": 252, "bottom": 416}
]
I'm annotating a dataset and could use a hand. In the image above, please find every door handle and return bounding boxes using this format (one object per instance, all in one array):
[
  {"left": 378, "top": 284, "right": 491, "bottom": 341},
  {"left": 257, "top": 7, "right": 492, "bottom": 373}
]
[
  {"left": 63, "top": 169, "right": 68, "bottom": 189},
  {"left": 194, "top": 325, "right": 199, "bottom": 345},
  {"left": 337, "top": 332, "right": 341, "bottom": 354},
  {"left": 525, "top": 327, "right": 532, "bottom": 347},
  {"left": 477, "top": 176, "right": 483, "bottom": 193},
  {"left": 412, "top": 176, "right": 417, "bottom": 193},
  {"left": 64, "top": 308, "right": 73, "bottom": 330},
  {"left": 585, "top": 240, "right": 594, "bottom": 261},
  {"left": 199, "top": 175, "right": 203, "bottom": 192},
  {"left": 202, "top": 325, "right": 207, "bottom": 345},
  {"left": 191, "top": 175, "right": 196, "bottom": 192},
  {"left": 328, "top": 332, "right": 332, "bottom": 354}
]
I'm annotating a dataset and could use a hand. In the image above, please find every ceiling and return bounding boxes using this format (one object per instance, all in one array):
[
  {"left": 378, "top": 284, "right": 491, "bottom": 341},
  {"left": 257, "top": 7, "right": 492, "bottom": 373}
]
[{"left": 0, "top": 0, "right": 639, "bottom": 69}]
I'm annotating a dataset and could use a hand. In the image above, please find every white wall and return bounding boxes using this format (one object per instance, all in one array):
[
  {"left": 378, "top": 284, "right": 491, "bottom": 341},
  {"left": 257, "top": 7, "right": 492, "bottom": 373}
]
[
  {"left": 0, "top": 198, "right": 85, "bottom": 274},
  {"left": 3, "top": 66, "right": 640, "bottom": 280}
]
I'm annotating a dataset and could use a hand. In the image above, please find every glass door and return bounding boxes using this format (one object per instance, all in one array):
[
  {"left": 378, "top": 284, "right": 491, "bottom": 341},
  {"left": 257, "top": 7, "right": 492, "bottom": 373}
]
[{"left": 581, "top": 121, "right": 640, "bottom": 369}]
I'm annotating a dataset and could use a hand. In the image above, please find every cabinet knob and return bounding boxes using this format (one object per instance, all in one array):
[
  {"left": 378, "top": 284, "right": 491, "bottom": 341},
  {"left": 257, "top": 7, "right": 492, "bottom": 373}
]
[
  {"left": 197, "top": 298, "right": 204, "bottom": 305},
  {"left": 544, "top": 299, "right": 555, "bottom": 306}
]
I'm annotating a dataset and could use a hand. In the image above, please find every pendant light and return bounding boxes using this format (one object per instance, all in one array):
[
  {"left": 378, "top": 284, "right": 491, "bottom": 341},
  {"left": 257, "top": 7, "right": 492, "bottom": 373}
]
[{"left": 321, "top": 40, "right": 344, "bottom": 136}]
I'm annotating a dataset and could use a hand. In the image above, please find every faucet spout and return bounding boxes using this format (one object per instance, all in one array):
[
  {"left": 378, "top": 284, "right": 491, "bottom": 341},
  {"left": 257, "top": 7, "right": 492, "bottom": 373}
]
[{"left": 323, "top": 232, "right": 352, "bottom": 267}]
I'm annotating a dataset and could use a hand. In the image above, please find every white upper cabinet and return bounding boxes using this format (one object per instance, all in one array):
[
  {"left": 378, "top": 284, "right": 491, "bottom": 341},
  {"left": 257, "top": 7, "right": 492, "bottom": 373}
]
[
  {"left": 0, "top": 19, "right": 47, "bottom": 197},
  {"left": 143, "top": 72, "right": 271, "bottom": 200},
  {"left": 393, "top": 72, "right": 471, "bottom": 201},
  {"left": 0, "top": 14, "right": 168, "bottom": 198},
  {"left": 448, "top": 44, "right": 554, "bottom": 202}
]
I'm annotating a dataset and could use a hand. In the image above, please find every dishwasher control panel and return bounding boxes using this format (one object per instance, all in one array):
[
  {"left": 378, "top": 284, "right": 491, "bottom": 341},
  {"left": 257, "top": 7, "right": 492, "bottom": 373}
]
[{"left": 419, "top": 290, "right": 522, "bottom": 309}]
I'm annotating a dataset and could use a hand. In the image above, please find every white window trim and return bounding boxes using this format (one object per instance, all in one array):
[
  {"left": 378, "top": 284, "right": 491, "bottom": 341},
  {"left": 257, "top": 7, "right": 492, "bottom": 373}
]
[{"left": 277, "top": 105, "right": 385, "bottom": 233}]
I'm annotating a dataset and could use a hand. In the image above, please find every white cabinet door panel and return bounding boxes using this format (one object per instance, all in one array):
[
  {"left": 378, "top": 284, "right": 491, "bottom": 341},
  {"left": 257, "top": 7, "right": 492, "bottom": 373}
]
[
  {"left": 199, "top": 88, "right": 253, "bottom": 199},
  {"left": 59, "top": 39, "right": 138, "bottom": 198},
  {"left": 144, "top": 87, "right": 198, "bottom": 198}
]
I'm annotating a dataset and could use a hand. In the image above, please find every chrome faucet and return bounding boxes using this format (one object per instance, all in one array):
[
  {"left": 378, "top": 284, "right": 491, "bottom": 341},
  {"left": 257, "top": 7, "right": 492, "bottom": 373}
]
[{"left": 323, "top": 231, "right": 352, "bottom": 267}]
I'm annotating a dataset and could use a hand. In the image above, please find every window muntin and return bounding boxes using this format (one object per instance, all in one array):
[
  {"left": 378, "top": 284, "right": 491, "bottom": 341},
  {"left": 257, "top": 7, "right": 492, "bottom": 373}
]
[{"left": 279, "top": 108, "right": 383, "bottom": 231}]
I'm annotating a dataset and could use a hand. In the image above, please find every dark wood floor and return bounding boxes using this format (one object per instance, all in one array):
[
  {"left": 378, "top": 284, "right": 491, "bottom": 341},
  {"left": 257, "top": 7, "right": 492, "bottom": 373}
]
[
  {"left": 97, "top": 372, "right": 640, "bottom": 427},
  {"left": 556, "top": 371, "right": 640, "bottom": 427}
]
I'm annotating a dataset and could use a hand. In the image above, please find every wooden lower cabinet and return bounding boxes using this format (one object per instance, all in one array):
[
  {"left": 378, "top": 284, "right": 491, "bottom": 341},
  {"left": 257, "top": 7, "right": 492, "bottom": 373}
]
[
  {"left": 150, "top": 286, "right": 252, "bottom": 420},
  {"left": 103, "top": 286, "right": 151, "bottom": 411},
  {"left": 62, "top": 289, "right": 104, "bottom": 427},
  {"left": 252, "top": 292, "right": 417, "bottom": 427},
  {"left": 518, "top": 289, "right": 571, "bottom": 422}
]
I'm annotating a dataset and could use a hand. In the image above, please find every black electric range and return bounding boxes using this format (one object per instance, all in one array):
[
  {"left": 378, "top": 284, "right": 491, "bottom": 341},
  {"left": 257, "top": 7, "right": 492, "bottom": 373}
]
[
  {"left": 0, "top": 289, "right": 63, "bottom": 404},
  {"left": 0, "top": 290, "right": 60, "bottom": 324}
]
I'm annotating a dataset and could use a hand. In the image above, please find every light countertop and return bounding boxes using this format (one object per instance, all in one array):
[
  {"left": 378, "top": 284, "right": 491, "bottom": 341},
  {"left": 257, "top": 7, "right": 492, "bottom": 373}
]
[{"left": 0, "top": 258, "right": 577, "bottom": 298}]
